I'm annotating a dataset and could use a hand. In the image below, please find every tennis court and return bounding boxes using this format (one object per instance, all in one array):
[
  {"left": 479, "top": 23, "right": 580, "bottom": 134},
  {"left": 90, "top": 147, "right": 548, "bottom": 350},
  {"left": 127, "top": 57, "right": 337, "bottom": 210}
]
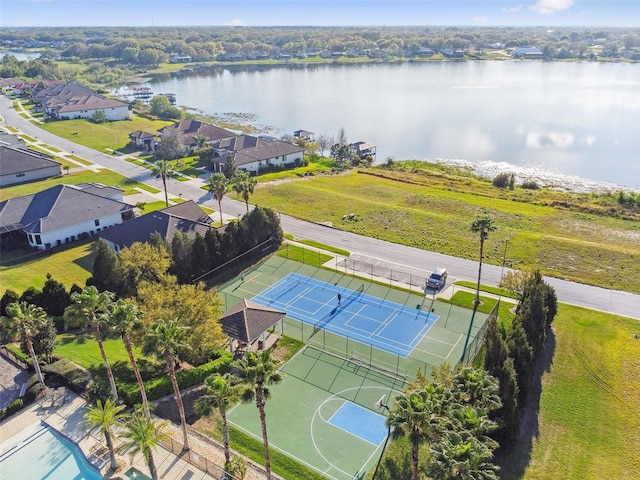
[
  {"left": 252, "top": 272, "right": 438, "bottom": 358},
  {"left": 228, "top": 345, "right": 404, "bottom": 480},
  {"left": 221, "top": 254, "right": 491, "bottom": 479}
]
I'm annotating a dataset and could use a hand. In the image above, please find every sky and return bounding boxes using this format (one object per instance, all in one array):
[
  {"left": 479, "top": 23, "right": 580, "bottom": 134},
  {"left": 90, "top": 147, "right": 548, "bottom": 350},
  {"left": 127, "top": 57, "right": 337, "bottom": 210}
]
[{"left": 0, "top": 0, "right": 638, "bottom": 28}]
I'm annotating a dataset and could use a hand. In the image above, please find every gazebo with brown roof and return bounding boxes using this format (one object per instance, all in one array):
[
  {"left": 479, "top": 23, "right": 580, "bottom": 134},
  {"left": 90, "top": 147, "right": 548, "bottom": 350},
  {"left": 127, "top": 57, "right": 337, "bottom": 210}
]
[{"left": 219, "top": 299, "right": 287, "bottom": 356}]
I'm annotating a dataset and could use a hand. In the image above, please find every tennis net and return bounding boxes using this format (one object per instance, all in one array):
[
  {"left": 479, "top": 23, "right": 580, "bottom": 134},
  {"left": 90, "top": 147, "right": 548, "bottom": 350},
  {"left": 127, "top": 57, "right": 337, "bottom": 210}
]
[{"left": 304, "top": 344, "right": 407, "bottom": 389}]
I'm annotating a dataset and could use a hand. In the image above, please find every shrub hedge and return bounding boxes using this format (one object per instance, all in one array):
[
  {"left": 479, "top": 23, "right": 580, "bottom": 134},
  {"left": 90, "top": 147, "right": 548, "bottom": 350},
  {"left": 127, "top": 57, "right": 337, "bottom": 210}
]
[
  {"left": 0, "top": 398, "right": 24, "bottom": 421},
  {"left": 118, "top": 350, "right": 233, "bottom": 405}
]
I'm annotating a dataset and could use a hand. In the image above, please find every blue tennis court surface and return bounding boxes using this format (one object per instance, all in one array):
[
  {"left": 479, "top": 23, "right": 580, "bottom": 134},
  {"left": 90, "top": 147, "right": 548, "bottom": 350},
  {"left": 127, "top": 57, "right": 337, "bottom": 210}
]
[
  {"left": 328, "top": 401, "right": 387, "bottom": 445},
  {"left": 252, "top": 273, "right": 438, "bottom": 357}
]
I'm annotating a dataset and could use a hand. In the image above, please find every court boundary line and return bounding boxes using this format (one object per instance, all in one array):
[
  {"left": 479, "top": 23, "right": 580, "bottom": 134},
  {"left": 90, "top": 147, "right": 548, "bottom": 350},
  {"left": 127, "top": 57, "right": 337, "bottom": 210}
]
[
  {"left": 325, "top": 400, "right": 386, "bottom": 447},
  {"left": 253, "top": 273, "right": 439, "bottom": 358}
]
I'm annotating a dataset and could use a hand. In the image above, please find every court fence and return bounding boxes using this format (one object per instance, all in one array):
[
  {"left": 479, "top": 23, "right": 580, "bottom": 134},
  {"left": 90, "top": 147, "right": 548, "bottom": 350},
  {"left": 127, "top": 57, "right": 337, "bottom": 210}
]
[
  {"left": 338, "top": 256, "right": 429, "bottom": 290},
  {"left": 193, "top": 237, "right": 279, "bottom": 287},
  {"left": 459, "top": 298, "right": 497, "bottom": 364},
  {"left": 284, "top": 317, "right": 429, "bottom": 384}
]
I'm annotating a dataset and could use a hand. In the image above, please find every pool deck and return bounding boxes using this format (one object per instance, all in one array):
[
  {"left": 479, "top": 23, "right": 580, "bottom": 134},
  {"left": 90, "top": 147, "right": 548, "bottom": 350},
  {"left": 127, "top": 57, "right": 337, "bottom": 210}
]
[{"left": 0, "top": 390, "right": 217, "bottom": 480}]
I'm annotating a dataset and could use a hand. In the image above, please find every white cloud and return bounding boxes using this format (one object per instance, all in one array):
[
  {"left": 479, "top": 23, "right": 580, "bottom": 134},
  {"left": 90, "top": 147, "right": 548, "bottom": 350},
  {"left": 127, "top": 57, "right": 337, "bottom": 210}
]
[
  {"left": 502, "top": 5, "right": 523, "bottom": 13},
  {"left": 530, "top": 0, "right": 575, "bottom": 15},
  {"left": 473, "top": 15, "right": 489, "bottom": 25},
  {"left": 526, "top": 131, "right": 575, "bottom": 149},
  {"left": 582, "top": 135, "right": 597, "bottom": 147},
  {"left": 225, "top": 19, "right": 247, "bottom": 26}
]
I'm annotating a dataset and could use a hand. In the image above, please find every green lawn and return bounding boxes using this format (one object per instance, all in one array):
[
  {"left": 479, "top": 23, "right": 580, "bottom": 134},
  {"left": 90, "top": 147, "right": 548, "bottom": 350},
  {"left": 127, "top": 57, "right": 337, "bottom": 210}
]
[
  {"left": 39, "top": 114, "right": 173, "bottom": 153},
  {"left": 0, "top": 168, "right": 158, "bottom": 201},
  {"left": 0, "top": 241, "right": 95, "bottom": 292},
  {"left": 499, "top": 305, "right": 640, "bottom": 480},
  {"left": 251, "top": 168, "right": 640, "bottom": 293},
  {"left": 53, "top": 333, "right": 162, "bottom": 385},
  {"left": 256, "top": 156, "right": 336, "bottom": 182}
]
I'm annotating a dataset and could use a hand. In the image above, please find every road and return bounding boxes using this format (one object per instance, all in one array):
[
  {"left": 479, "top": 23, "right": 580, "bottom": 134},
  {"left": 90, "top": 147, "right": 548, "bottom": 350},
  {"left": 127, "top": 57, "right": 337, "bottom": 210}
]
[{"left": 2, "top": 96, "right": 638, "bottom": 320}]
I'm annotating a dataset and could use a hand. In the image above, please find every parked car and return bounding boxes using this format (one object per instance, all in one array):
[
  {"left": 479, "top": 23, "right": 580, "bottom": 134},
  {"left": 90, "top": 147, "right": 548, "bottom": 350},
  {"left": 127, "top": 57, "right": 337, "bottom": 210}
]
[{"left": 427, "top": 268, "right": 448, "bottom": 290}]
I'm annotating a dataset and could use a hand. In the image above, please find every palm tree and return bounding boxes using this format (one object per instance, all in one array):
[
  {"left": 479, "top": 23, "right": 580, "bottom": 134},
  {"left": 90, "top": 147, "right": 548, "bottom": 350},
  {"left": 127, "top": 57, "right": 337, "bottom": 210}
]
[
  {"left": 234, "top": 349, "right": 283, "bottom": 480},
  {"left": 207, "top": 173, "right": 228, "bottom": 225},
  {"left": 153, "top": 159, "right": 173, "bottom": 207},
  {"left": 231, "top": 170, "right": 258, "bottom": 213},
  {"left": 192, "top": 134, "right": 209, "bottom": 150},
  {"left": 120, "top": 411, "right": 170, "bottom": 480},
  {"left": 461, "top": 213, "right": 497, "bottom": 363},
  {"left": 3, "top": 302, "right": 48, "bottom": 386},
  {"left": 83, "top": 398, "right": 128, "bottom": 472},
  {"left": 65, "top": 287, "right": 118, "bottom": 400},
  {"left": 386, "top": 388, "right": 444, "bottom": 480},
  {"left": 427, "top": 431, "right": 500, "bottom": 480},
  {"left": 143, "top": 319, "right": 191, "bottom": 450},
  {"left": 194, "top": 373, "right": 243, "bottom": 465},
  {"left": 108, "top": 300, "right": 151, "bottom": 419}
]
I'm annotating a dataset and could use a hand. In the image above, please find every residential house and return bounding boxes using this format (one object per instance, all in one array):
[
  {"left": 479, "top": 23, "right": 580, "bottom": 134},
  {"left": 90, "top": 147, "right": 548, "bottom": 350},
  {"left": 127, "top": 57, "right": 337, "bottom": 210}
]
[
  {"left": 0, "top": 184, "right": 134, "bottom": 250},
  {"left": 169, "top": 54, "right": 193, "bottom": 63},
  {"left": 293, "top": 130, "right": 314, "bottom": 141},
  {"left": 211, "top": 135, "right": 304, "bottom": 175},
  {"left": 351, "top": 141, "right": 377, "bottom": 161},
  {"left": 158, "top": 120, "right": 235, "bottom": 154},
  {"left": 0, "top": 145, "right": 61, "bottom": 187},
  {"left": 56, "top": 95, "right": 130, "bottom": 121},
  {"left": 98, "top": 200, "right": 215, "bottom": 253},
  {"left": 34, "top": 83, "right": 131, "bottom": 121},
  {"left": 0, "top": 77, "right": 22, "bottom": 91},
  {"left": 513, "top": 47, "right": 544, "bottom": 59},
  {"left": 129, "top": 130, "right": 156, "bottom": 150}
]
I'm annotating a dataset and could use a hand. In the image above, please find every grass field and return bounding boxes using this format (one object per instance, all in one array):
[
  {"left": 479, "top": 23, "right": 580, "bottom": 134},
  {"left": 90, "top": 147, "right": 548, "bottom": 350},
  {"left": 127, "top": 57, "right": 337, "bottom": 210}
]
[
  {"left": 0, "top": 168, "right": 158, "bottom": 201},
  {"left": 39, "top": 114, "right": 173, "bottom": 153},
  {"left": 0, "top": 241, "right": 94, "bottom": 292},
  {"left": 499, "top": 304, "right": 640, "bottom": 480},
  {"left": 251, "top": 169, "right": 640, "bottom": 293}
]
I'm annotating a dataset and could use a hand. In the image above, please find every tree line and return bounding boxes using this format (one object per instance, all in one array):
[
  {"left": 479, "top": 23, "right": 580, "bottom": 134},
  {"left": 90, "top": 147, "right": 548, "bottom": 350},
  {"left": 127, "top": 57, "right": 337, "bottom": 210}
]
[{"left": 1, "top": 26, "right": 636, "bottom": 87}]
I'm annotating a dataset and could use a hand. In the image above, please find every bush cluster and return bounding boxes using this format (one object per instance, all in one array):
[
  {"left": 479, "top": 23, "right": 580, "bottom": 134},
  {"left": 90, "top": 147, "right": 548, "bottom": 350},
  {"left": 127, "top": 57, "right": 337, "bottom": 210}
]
[
  {"left": 0, "top": 398, "right": 24, "bottom": 421},
  {"left": 118, "top": 350, "right": 233, "bottom": 405}
]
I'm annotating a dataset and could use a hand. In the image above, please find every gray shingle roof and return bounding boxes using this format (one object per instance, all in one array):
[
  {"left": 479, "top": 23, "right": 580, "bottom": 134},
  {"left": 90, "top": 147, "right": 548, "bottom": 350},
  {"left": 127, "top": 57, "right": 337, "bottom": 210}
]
[
  {"left": 0, "top": 145, "right": 61, "bottom": 176},
  {"left": 159, "top": 120, "right": 235, "bottom": 146},
  {"left": 219, "top": 299, "right": 287, "bottom": 344},
  {"left": 0, "top": 184, "right": 134, "bottom": 235},
  {"left": 220, "top": 135, "right": 304, "bottom": 166},
  {"left": 98, "top": 200, "right": 213, "bottom": 249}
]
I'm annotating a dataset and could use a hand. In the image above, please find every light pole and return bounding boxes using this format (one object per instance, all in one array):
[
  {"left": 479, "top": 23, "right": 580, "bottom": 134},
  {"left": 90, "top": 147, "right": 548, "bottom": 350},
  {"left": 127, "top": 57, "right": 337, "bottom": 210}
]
[{"left": 500, "top": 237, "right": 510, "bottom": 282}]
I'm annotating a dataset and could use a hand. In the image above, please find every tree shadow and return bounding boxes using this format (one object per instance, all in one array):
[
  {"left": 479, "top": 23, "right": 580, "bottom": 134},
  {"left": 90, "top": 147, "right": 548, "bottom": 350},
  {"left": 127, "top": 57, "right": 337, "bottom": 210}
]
[{"left": 496, "top": 327, "right": 557, "bottom": 479}]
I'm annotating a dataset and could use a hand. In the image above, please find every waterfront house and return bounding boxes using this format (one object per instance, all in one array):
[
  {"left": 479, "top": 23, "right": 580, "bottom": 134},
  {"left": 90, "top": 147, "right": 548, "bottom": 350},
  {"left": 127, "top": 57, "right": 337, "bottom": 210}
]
[
  {"left": 513, "top": 47, "right": 544, "bottom": 59},
  {"left": 211, "top": 135, "right": 304, "bottom": 175},
  {"left": 158, "top": 120, "right": 235, "bottom": 154}
]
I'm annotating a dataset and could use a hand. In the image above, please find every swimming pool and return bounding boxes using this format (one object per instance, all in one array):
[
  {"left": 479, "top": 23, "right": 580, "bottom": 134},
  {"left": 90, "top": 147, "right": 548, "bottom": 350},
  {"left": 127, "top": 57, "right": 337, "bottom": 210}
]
[{"left": 0, "top": 424, "right": 101, "bottom": 480}]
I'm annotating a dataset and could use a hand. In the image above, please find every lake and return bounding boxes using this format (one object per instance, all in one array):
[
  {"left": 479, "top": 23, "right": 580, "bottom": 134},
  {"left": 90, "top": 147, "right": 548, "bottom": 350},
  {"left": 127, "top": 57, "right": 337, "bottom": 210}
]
[{"left": 140, "top": 61, "right": 640, "bottom": 191}]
